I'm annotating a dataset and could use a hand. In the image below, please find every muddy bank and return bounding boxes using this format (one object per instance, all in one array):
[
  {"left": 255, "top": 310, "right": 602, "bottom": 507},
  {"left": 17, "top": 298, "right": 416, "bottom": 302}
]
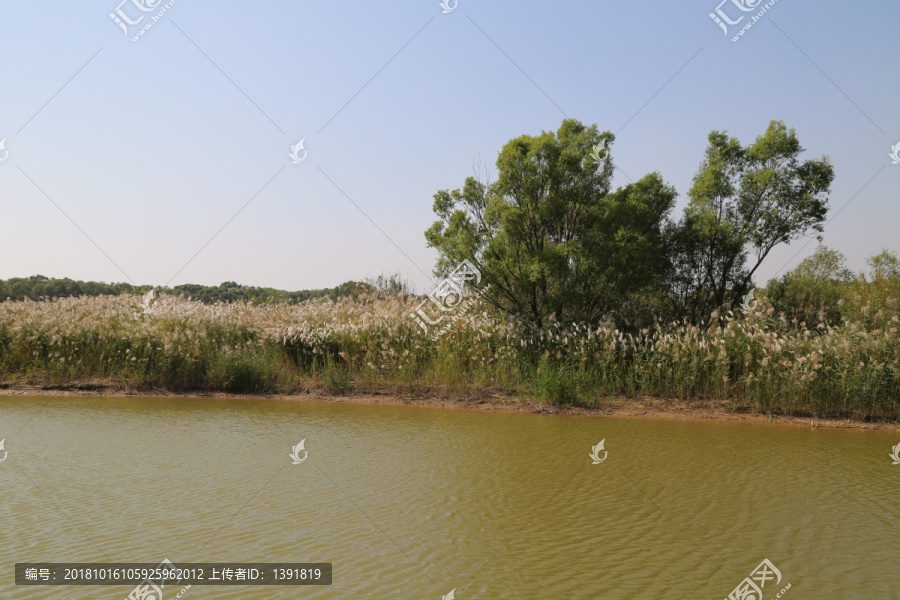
[{"left": 0, "top": 380, "right": 896, "bottom": 431}]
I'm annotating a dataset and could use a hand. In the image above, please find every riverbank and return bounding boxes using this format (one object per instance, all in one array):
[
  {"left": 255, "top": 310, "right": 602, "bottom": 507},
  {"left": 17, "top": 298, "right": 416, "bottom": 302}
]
[
  {"left": 2, "top": 294, "right": 898, "bottom": 422},
  {"left": 1, "top": 381, "right": 896, "bottom": 431}
]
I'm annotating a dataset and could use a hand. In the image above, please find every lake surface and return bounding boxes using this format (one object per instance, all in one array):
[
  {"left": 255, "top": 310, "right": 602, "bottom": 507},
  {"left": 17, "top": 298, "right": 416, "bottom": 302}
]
[{"left": 1, "top": 396, "right": 898, "bottom": 599}]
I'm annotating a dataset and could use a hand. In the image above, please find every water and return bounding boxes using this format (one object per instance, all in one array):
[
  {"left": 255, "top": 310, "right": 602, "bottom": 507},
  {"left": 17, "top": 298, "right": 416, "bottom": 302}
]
[{"left": 1, "top": 396, "right": 898, "bottom": 599}]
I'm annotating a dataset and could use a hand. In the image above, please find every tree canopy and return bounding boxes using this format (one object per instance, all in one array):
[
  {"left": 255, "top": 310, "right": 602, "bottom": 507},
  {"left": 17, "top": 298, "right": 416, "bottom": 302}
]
[
  {"left": 667, "top": 120, "right": 834, "bottom": 322},
  {"left": 426, "top": 119, "right": 675, "bottom": 327},
  {"left": 0, "top": 275, "right": 372, "bottom": 305},
  {"left": 427, "top": 119, "right": 835, "bottom": 326}
]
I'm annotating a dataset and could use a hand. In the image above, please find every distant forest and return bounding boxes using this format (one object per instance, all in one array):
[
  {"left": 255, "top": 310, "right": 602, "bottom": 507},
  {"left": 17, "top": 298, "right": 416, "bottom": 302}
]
[{"left": 0, "top": 275, "right": 374, "bottom": 304}]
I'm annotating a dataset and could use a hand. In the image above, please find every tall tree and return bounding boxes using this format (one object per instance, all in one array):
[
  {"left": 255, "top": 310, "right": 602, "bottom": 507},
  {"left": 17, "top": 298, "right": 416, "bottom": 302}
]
[
  {"left": 667, "top": 120, "right": 834, "bottom": 322},
  {"left": 425, "top": 119, "right": 675, "bottom": 327}
]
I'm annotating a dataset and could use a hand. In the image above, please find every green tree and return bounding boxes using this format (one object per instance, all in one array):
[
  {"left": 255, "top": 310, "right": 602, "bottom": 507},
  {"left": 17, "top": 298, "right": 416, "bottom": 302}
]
[
  {"left": 765, "top": 245, "right": 853, "bottom": 325},
  {"left": 0, "top": 275, "right": 371, "bottom": 305},
  {"left": 425, "top": 119, "right": 676, "bottom": 327},
  {"left": 667, "top": 120, "right": 835, "bottom": 322},
  {"left": 866, "top": 248, "right": 900, "bottom": 280},
  {"left": 0, "top": 275, "right": 136, "bottom": 301},
  {"left": 842, "top": 249, "right": 900, "bottom": 330},
  {"left": 365, "top": 272, "right": 416, "bottom": 296}
]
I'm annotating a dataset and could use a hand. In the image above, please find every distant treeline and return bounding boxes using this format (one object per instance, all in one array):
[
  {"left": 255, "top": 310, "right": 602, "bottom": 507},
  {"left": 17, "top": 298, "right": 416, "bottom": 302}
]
[{"left": 0, "top": 275, "right": 374, "bottom": 304}]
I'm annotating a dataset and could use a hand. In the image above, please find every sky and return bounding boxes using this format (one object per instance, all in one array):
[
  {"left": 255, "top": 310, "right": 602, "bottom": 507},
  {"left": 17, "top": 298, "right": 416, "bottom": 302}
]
[{"left": 0, "top": 0, "right": 898, "bottom": 294}]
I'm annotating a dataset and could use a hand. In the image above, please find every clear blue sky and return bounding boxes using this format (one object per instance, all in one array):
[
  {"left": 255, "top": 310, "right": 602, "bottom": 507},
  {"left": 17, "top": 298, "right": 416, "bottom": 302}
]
[{"left": 1, "top": 0, "right": 897, "bottom": 293}]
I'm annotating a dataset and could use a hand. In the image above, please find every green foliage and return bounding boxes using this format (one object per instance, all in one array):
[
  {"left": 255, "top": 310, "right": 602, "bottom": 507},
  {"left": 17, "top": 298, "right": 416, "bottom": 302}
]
[
  {"left": 532, "top": 359, "right": 578, "bottom": 405},
  {"left": 866, "top": 249, "right": 900, "bottom": 279},
  {"left": 765, "top": 245, "right": 853, "bottom": 326},
  {"left": 667, "top": 120, "right": 834, "bottom": 323},
  {"left": 170, "top": 280, "right": 373, "bottom": 304},
  {"left": 363, "top": 272, "right": 416, "bottom": 296},
  {"left": 842, "top": 249, "right": 900, "bottom": 330},
  {"left": 426, "top": 119, "right": 675, "bottom": 327},
  {"left": 0, "top": 275, "right": 138, "bottom": 301},
  {"left": 765, "top": 248, "right": 900, "bottom": 330},
  {"left": 427, "top": 119, "right": 834, "bottom": 328},
  {"left": 0, "top": 275, "right": 373, "bottom": 305}
]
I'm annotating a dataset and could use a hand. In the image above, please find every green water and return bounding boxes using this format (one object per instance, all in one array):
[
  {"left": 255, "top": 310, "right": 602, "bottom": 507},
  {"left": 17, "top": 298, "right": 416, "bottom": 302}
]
[{"left": 1, "top": 396, "right": 898, "bottom": 599}]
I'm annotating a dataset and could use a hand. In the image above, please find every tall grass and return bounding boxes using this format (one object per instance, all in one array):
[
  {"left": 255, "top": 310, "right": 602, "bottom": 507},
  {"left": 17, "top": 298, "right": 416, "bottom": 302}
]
[{"left": 0, "top": 292, "right": 897, "bottom": 420}]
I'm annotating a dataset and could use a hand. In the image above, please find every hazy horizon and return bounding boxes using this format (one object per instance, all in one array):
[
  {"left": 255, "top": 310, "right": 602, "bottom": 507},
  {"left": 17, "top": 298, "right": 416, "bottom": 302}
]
[{"left": 2, "top": 0, "right": 898, "bottom": 294}]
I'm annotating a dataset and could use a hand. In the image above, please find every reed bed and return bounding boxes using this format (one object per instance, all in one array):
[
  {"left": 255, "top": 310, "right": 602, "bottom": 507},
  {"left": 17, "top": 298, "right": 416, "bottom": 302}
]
[{"left": 0, "top": 293, "right": 897, "bottom": 420}]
